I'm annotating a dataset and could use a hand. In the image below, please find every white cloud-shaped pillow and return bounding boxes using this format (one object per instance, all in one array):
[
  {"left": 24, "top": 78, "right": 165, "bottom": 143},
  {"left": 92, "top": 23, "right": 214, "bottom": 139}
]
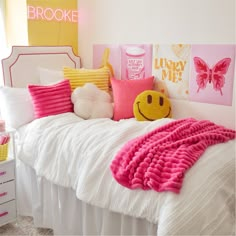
[{"left": 71, "top": 83, "right": 113, "bottom": 119}]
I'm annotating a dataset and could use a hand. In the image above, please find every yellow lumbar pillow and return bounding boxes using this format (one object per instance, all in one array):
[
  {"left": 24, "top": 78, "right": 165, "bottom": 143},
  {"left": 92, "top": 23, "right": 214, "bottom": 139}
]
[
  {"left": 63, "top": 48, "right": 114, "bottom": 92},
  {"left": 133, "top": 90, "right": 172, "bottom": 121},
  {"left": 63, "top": 67, "right": 110, "bottom": 92}
]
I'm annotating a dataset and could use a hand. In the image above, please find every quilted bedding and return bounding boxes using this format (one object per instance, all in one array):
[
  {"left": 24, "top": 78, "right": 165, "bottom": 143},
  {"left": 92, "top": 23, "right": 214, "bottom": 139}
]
[{"left": 16, "top": 112, "right": 235, "bottom": 235}]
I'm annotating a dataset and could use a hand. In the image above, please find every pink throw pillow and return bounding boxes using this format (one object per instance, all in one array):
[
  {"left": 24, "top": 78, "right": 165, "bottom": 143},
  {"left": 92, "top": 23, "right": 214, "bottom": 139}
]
[
  {"left": 28, "top": 80, "right": 73, "bottom": 118},
  {"left": 111, "top": 76, "right": 154, "bottom": 121}
]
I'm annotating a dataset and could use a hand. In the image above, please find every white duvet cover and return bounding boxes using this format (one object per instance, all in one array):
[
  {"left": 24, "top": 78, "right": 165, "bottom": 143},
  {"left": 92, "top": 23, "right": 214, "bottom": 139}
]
[{"left": 16, "top": 113, "right": 235, "bottom": 235}]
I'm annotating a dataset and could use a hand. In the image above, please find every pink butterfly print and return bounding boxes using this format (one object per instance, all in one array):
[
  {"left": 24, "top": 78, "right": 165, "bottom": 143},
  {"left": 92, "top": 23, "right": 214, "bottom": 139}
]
[{"left": 193, "top": 57, "right": 231, "bottom": 95}]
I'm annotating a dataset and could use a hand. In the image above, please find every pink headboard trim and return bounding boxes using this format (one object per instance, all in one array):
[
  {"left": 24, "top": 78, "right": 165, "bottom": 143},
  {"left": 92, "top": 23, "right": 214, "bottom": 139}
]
[
  {"left": 1, "top": 46, "right": 81, "bottom": 87},
  {"left": 6, "top": 52, "right": 77, "bottom": 87}
]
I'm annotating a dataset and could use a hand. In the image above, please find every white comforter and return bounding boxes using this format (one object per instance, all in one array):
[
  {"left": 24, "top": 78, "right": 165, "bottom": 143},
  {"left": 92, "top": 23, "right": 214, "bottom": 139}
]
[{"left": 17, "top": 113, "right": 235, "bottom": 235}]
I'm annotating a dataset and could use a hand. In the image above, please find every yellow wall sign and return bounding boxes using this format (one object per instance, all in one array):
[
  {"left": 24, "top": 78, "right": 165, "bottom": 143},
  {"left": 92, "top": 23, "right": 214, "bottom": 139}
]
[{"left": 27, "top": 0, "right": 78, "bottom": 55}]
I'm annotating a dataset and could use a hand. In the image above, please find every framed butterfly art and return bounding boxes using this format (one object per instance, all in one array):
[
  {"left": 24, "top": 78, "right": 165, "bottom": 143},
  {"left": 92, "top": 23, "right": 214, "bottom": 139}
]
[{"left": 189, "top": 44, "right": 235, "bottom": 106}]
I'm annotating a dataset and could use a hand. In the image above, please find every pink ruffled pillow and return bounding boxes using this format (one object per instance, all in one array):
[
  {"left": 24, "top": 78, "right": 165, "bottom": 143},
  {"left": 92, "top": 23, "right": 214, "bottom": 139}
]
[
  {"left": 28, "top": 80, "right": 73, "bottom": 118},
  {"left": 111, "top": 76, "right": 154, "bottom": 121}
]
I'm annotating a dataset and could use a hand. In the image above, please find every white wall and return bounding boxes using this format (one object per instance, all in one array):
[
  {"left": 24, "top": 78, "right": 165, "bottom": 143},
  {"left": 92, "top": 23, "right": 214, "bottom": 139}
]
[
  {"left": 78, "top": 0, "right": 236, "bottom": 128},
  {"left": 78, "top": 0, "right": 235, "bottom": 67}
]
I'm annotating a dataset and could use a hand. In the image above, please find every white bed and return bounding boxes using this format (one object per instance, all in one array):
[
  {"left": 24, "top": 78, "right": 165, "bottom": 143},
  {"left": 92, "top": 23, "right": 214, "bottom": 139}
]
[{"left": 1, "top": 46, "right": 235, "bottom": 236}]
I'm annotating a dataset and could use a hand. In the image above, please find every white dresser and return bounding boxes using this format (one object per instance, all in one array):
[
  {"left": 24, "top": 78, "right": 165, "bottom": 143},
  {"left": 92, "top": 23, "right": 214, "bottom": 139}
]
[{"left": 0, "top": 130, "right": 17, "bottom": 227}]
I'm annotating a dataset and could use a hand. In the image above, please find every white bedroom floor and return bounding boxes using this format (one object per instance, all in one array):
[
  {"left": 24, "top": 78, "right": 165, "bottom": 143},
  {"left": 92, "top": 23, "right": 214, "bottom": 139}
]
[{"left": 0, "top": 216, "right": 53, "bottom": 235}]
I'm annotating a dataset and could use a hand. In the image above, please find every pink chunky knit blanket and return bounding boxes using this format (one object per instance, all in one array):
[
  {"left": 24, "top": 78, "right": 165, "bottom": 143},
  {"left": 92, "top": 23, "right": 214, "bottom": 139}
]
[{"left": 110, "top": 118, "right": 236, "bottom": 193}]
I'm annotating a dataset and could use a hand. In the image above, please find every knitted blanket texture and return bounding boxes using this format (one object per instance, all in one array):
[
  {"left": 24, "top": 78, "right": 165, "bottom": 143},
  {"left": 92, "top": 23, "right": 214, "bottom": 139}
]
[{"left": 110, "top": 118, "right": 236, "bottom": 193}]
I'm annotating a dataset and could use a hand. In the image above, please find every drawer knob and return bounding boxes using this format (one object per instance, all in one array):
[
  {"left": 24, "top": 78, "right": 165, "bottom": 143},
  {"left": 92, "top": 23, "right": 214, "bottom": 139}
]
[
  {"left": 0, "top": 192, "right": 7, "bottom": 197},
  {"left": 0, "top": 211, "right": 8, "bottom": 217}
]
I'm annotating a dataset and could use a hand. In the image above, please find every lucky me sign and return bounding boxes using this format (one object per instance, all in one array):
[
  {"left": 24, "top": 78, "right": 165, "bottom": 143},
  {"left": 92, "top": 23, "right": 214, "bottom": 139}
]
[
  {"left": 154, "top": 57, "right": 187, "bottom": 83},
  {"left": 152, "top": 44, "right": 191, "bottom": 100}
]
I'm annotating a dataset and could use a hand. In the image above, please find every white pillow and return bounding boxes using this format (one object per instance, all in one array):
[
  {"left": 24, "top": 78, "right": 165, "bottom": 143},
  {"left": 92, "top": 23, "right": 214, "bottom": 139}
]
[
  {"left": 0, "top": 87, "right": 34, "bottom": 129},
  {"left": 38, "top": 67, "right": 64, "bottom": 85},
  {"left": 71, "top": 83, "right": 113, "bottom": 119}
]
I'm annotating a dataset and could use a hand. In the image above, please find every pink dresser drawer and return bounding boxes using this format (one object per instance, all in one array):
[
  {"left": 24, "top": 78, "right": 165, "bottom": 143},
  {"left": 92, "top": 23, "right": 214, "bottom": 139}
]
[
  {"left": 0, "top": 160, "right": 15, "bottom": 184},
  {"left": 0, "top": 181, "right": 15, "bottom": 205},
  {"left": 0, "top": 200, "right": 16, "bottom": 226}
]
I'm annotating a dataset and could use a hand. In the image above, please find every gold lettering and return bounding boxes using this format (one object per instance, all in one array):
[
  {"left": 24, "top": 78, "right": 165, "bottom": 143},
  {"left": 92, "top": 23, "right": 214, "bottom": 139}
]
[
  {"left": 154, "top": 58, "right": 159, "bottom": 69},
  {"left": 173, "top": 62, "right": 180, "bottom": 72},
  {"left": 178, "top": 71, "right": 182, "bottom": 81},
  {"left": 165, "top": 59, "right": 173, "bottom": 70},
  {"left": 155, "top": 58, "right": 168, "bottom": 69},
  {"left": 169, "top": 70, "right": 177, "bottom": 83},
  {"left": 161, "top": 69, "right": 168, "bottom": 80},
  {"left": 179, "top": 60, "right": 187, "bottom": 71}
]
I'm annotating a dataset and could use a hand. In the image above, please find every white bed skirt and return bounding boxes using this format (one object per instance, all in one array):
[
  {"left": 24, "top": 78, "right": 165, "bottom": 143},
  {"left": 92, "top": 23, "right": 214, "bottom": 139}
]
[{"left": 16, "top": 160, "right": 157, "bottom": 235}]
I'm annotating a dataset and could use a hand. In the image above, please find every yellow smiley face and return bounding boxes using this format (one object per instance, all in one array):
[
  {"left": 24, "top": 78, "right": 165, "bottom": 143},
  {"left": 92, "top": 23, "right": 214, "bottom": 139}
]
[{"left": 133, "top": 90, "right": 172, "bottom": 121}]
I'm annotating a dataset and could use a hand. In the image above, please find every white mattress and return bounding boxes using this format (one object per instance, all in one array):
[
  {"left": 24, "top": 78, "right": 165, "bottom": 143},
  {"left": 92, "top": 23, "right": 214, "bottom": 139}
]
[{"left": 16, "top": 113, "right": 236, "bottom": 235}]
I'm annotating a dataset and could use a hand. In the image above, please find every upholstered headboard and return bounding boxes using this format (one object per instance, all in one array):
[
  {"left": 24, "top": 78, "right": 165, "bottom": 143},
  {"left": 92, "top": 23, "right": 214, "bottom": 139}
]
[{"left": 1, "top": 46, "right": 81, "bottom": 88}]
